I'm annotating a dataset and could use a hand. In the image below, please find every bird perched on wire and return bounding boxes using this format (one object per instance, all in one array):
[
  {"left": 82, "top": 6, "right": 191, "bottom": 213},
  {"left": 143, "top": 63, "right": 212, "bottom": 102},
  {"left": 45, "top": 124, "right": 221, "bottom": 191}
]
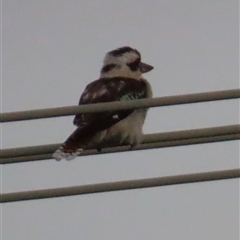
[{"left": 53, "top": 46, "right": 153, "bottom": 161}]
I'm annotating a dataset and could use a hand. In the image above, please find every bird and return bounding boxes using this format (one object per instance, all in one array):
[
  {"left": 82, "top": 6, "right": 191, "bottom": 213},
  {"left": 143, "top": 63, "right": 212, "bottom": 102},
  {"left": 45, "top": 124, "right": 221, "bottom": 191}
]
[{"left": 53, "top": 46, "right": 153, "bottom": 161}]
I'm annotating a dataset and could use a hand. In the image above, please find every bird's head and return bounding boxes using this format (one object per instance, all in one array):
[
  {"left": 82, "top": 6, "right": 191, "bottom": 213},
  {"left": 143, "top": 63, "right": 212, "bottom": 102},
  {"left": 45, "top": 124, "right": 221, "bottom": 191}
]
[{"left": 100, "top": 46, "right": 153, "bottom": 79}]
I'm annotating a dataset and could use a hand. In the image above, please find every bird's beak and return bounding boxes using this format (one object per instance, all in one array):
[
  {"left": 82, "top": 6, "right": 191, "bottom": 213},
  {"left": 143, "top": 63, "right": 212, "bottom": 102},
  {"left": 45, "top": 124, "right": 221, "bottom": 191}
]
[{"left": 139, "top": 62, "right": 154, "bottom": 73}]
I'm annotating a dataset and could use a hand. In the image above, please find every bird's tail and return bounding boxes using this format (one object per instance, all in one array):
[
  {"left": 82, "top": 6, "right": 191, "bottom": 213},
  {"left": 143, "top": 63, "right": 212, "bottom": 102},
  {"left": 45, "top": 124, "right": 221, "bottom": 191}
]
[{"left": 52, "top": 128, "right": 89, "bottom": 161}]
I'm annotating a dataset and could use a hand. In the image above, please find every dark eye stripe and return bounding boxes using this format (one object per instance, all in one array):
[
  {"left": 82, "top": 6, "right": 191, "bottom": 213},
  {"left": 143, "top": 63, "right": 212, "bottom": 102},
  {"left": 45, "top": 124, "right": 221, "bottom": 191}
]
[
  {"left": 127, "top": 58, "right": 140, "bottom": 71},
  {"left": 101, "top": 64, "right": 116, "bottom": 73}
]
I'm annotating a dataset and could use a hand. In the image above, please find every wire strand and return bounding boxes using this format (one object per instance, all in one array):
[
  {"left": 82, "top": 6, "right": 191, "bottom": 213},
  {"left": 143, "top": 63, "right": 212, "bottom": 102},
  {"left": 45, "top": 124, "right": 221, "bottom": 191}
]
[
  {"left": 1, "top": 88, "right": 240, "bottom": 122},
  {"left": 2, "top": 124, "right": 239, "bottom": 158},
  {"left": 1, "top": 168, "right": 239, "bottom": 203},
  {"left": 1, "top": 124, "right": 240, "bottom": 164}
]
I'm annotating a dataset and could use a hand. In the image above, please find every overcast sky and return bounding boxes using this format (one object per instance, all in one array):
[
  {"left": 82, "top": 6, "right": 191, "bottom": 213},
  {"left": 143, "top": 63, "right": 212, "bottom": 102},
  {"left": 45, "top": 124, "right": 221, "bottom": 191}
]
[{"left": 1, "top": 1, "right": 239, "bottom": 240}]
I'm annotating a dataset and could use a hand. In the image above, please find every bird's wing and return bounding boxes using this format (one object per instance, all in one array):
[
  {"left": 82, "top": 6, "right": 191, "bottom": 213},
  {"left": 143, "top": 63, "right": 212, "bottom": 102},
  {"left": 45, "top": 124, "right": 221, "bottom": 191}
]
[{"left": 73, "top": 77, "right": 147, "bottom": 136}]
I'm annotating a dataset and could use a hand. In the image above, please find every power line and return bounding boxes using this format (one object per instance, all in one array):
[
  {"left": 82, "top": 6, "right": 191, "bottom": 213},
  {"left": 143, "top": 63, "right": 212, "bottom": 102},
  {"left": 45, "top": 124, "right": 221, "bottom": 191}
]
[
  {"left": 1, "top": 168, "right": 239, "bottom": 203},
  {"left": 2, "top": 124, "right": 239, "bottom": 158},
  {"left": 2, "top": 134, "right": 239, "bottom": 164},
  {"left": 1, "top": 89, "right": 239, "bottom": 122},
  {"left": 1, "top": 124, "right": 239, "bottom": 164},
  {"left": 1, "top": 91, "right": 239, "bottom": 203}
]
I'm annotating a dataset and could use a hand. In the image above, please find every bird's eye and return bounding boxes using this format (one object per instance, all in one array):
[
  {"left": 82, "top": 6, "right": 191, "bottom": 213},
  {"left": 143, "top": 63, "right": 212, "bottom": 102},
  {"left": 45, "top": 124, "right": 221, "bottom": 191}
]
[{"left": 127, "top": 58, "right": 140, "bottom": 71}]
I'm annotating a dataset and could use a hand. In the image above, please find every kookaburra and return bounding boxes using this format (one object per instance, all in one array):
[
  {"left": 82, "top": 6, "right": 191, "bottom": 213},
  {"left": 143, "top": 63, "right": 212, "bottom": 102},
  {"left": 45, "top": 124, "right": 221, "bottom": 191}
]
[{"left": 53, "top": 46, "right": 153, "bottom": 161}]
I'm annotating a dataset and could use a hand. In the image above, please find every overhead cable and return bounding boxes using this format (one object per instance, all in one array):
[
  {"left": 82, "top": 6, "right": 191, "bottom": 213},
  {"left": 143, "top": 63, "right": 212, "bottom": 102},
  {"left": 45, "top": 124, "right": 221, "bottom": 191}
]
[
  {"left": 1, "top": 168, "right": 240, "bottom": 203},
  {"left": 1, "top": 124, "right": 239, "bottom": 164},
  {"left": 1, "top": 88, "right": 240, "bottom": 123}
]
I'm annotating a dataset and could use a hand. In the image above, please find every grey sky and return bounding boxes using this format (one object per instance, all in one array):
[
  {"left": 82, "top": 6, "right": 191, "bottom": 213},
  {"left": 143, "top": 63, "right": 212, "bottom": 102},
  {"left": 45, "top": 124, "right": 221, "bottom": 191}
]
[{"left": 1, "top": 1, "right": 239, "bottom": 239}]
